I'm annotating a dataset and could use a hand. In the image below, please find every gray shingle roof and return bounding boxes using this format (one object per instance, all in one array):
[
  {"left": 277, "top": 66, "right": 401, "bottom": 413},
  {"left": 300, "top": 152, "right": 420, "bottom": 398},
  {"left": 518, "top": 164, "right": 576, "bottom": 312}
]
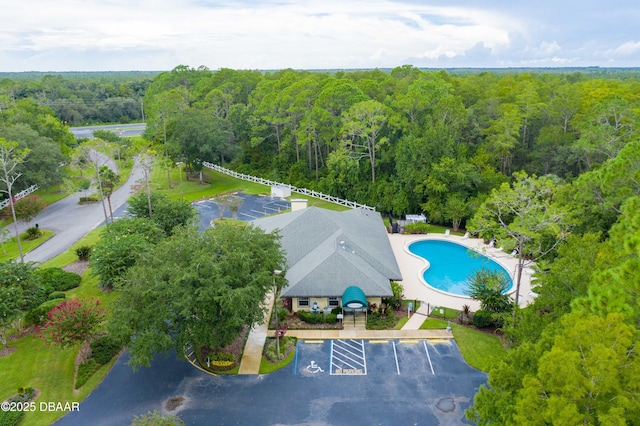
[{"left": 252, "top": 207, "right": 402, "bottom": 298}]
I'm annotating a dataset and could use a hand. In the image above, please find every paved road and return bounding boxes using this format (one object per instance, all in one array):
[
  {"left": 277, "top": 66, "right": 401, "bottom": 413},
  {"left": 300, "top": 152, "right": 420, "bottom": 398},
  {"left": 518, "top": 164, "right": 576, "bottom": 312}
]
[
  {"left": 69, "top": 123, "right": 146, "bottom": 139},
  {"left": 16, "top": 157, "right": 145, "bottom": 263}
]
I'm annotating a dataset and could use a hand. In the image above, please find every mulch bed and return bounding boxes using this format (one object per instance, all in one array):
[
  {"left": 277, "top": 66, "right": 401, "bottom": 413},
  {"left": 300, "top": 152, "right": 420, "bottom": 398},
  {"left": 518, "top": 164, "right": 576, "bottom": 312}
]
[
  {"left": 198, "top": 327, "right": 248, "bottom": 368},
  {"left": 62, "top": 260, "right": 89, "bottom": 276},
  {"left": 0, "top": 347, "right": 17, "bottom": 357}
]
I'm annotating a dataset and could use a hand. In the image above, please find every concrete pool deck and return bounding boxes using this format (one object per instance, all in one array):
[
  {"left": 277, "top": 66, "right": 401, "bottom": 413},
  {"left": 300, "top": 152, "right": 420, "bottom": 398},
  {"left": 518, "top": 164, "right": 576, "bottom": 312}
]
[{"left": 388, "top": 233, "right": 536, "bottom": 312}]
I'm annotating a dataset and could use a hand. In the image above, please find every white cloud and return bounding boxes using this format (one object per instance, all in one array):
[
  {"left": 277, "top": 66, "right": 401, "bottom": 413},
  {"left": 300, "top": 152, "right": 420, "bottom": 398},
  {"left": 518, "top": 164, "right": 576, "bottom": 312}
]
[
  {"left": 609, "top": 41, "right": 640, "bottom": 56},
  {"left": 1, "top": 0, "right": 639, "bottom": 70},
  {"left": 531, "top": 41, "right": 562, "bottom": 57}
]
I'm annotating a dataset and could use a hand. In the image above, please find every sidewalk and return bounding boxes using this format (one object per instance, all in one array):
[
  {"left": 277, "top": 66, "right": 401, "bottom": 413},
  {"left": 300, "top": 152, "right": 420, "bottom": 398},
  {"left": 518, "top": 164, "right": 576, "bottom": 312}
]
[
  {"left": 401, "top": 301, "right": 431, "bottom": 330},
  {"left": 237, "top": 291, "right": 275, "bottom": 374}
]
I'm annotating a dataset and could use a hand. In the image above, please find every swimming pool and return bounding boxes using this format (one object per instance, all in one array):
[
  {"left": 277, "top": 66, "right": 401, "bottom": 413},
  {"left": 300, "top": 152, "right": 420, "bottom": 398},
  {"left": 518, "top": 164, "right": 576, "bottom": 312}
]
[{"left": 407, "top": 239, "right": 513, "bottom": 297}]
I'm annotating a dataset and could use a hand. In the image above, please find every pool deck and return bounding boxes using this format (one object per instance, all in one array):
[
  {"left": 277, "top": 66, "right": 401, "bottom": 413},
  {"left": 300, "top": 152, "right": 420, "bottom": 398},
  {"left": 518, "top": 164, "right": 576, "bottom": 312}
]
[{"left": 387, "top": 233, "right": 536, "bottom": 312}]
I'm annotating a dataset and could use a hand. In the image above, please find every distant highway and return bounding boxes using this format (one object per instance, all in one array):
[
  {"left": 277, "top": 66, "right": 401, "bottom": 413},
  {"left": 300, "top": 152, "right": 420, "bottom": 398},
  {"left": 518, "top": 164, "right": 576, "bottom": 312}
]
[{"left": 69, "top": 123, "right": 146, "bottom": 138}]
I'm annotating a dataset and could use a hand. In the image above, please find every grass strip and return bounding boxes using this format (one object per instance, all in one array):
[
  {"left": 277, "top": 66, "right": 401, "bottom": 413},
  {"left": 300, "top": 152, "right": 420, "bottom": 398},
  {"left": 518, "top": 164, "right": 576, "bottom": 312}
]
[{"left": 420, "top": 318, "right": 506, "bottom": 372}]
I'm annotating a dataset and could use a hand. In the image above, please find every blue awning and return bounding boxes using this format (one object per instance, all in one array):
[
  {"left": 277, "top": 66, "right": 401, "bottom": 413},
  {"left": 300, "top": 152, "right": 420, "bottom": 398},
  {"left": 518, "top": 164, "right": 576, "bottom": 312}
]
[{"left": 342, "top": 286, "right": 367, "bottom": 309}]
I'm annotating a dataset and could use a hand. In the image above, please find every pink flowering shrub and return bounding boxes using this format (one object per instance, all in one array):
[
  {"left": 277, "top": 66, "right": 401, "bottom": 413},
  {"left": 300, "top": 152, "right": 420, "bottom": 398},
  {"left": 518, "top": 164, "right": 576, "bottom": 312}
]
[{"left": 37, "top": 298, "right": 106, "bottom": 347}]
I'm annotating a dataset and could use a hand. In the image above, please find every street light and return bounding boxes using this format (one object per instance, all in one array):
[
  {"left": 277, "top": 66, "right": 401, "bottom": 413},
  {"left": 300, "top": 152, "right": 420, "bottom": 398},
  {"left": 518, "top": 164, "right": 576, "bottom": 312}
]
[
  {"left": 176, "top": 162, "right": 184, "bottom": 200},
  {"left": 273, "top": 269, "right": 283, "bottom": 359}
]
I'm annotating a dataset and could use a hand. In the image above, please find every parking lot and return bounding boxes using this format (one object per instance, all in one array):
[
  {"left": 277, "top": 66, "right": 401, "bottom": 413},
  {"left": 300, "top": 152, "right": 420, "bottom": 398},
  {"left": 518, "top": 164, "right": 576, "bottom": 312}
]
[
  {"left": 296, "top": 338, "right": 463, "bottom": 378},
  {"left": 56, "top": 339, "right": 486, "bottom": 426},
  {"left": 194, "top": 193, "right": 290, "bottom": 230}
]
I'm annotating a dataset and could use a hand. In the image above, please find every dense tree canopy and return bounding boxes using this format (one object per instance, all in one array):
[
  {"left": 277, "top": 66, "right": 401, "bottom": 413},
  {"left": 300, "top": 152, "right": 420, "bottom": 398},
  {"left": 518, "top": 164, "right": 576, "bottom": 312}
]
[
  {"left": 0, "top": 261, "right": 50, "bottom": 350},
  {"left": 90, "top": 218, "right": 165, "bottom": 290},
  {"left": 109, "top": 223, "right": 286, "bottom": 368},
  {"left": 126, "top": 192, "right": 197, "bottom": 236}
]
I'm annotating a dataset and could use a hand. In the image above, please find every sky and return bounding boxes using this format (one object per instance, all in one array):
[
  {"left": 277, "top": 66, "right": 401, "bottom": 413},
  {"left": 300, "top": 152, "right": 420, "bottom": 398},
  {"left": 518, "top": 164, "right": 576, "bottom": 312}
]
[{"left": 1, "top": 0, "right": 639, "bottom": 72}]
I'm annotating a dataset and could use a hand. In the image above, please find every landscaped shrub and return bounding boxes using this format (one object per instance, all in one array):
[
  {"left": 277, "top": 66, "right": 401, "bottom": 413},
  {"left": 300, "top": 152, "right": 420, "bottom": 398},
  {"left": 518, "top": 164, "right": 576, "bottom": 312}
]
[
  {"left": 490, "top": 311, "right": 508, "bottom": 328},
  {"left": 205, "top": 352, "right": 235, "bottom": 371},
  {"left": 25, "top": 226, "right": 42, "bottom": 240},
  {"left": 38, "top": 298, "right": 106, "bottom": 347},
  {"left": 471, "top": 309, "right": 493, "bottom": 328},
  {"left": 404, "top": 222, "right": 430, "bottom": 234},
  {"left": 324, "top": 313, "right": 338, "bottom": 324},
  {"left": 276, "top": 308, "right": 289, "bottom": 323},
  {"left": 366, "top": 312, "right": 397, "bottom": 329},
  {"left": 264, "top": 336, "right": 295, "bottom": 362},
  {"left": 47, "top": 291, "right": 66, "bottom": 301},
  {"left": 297, "top": 310, "right": 326, "bottom": 324},
  {"left": 75, "top": 359, "right": 100, "bottom": 389},
  {"left": 0, "top": 409, "right": 23, "bottom": 426},
  {"left": 38, "top": 267, "right": 81, "bottom": 291},
  {"left": 79, "top": 195, "right": 99, "bottom": 204},
  {"left": 75, "top": 245, "right": 92, "bottom": 261},
  {"left": 25, "top": 299, "right": 64, "bottom": 325},
  {"left": 456, "top": 304, "right": 472, "bottom": 325},
  {"left": 90, "top": 335, "right": 122, "bottom": 365},
  {"left": 383, "top": 281, "right": 404, "bottom": 310},
  {"left": 0, "top": 387, "right": 37, "bottom": 426},
  {"left": 331, "top": 307, "right": 342, "bottom": 315}
]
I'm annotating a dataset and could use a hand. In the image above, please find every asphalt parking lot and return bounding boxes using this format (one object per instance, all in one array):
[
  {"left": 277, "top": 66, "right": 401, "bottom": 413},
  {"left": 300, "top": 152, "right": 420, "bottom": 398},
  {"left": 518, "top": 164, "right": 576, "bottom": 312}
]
[
  {"left": 55, "top": 339, "right": 486, "bottom": 426},
  {"left": 194, "top": 193, "right": 290, "bottom": 230}
]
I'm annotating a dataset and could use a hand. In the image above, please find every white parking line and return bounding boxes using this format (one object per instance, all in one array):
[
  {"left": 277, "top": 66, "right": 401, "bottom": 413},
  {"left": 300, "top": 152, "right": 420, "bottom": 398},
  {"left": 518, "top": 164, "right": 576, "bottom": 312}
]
[
  {"left": 392, "top": 341, "right": 400, "bottom": 375},
  {"left": 423, "top": 341, "right": 435, "bottom": 375}
]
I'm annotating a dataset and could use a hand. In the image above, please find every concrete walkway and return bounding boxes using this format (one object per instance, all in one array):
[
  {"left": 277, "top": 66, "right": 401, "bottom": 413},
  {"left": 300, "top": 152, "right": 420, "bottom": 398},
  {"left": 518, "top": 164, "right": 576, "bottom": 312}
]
[
  {"left": 401, "top": 299, "right": 432, "bottom": 330},
  {"left": 237, "top": 290, "right": 275, "bottom": 374}
]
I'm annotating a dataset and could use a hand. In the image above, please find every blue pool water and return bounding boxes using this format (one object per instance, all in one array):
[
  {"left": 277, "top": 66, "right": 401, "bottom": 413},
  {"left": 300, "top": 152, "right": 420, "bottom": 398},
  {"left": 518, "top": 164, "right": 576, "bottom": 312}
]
[{"left": 408, "top": 240, "right": 513, "bottom": 296}]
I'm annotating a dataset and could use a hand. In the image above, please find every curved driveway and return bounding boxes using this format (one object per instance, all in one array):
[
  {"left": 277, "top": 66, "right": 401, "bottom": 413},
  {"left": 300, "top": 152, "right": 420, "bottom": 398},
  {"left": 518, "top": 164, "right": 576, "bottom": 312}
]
[{"left": 17, "top": 157, "right": 145, "bottom": 263}]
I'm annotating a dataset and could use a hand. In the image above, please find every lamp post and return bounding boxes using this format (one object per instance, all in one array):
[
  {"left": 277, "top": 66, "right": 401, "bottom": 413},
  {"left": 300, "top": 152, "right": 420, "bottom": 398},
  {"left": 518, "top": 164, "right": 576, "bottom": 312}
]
[
  {"left": 176, "top": 162, "right": 184, "bottom": 200},
  {"left": 273, "top": 269, "right": 283, "bottom": 359}
]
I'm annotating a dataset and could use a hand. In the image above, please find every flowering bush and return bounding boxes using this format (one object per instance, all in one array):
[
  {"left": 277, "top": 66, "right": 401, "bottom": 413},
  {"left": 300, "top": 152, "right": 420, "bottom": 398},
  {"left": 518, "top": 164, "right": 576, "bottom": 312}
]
[{"left": 37, "top": 298, "right": 106, "bottom": 347}]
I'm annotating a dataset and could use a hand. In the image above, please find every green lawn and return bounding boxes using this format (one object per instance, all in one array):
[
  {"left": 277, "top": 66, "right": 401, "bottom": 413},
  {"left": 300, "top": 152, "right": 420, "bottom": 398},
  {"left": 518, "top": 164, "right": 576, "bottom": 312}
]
[
  {"left": 40, "top": 228, "right": 102, "bottom": 269},
  {"left": 1, "top": 229, "right": 119, "bottom": 426},
  {"left": 148, "top": 164, "right": 350, "bottom": 211},
  {"left": 420, "top": 318, "right": 506, "bottom": 372},
  {"left": 429, "top": 306, "right": 459, "bottom": 320},
  {"left": 0, "top": 332, "right": 119, "bottom": 426},
  {"left": 0, "top": 230, "right": 54, "bottom": 262}
]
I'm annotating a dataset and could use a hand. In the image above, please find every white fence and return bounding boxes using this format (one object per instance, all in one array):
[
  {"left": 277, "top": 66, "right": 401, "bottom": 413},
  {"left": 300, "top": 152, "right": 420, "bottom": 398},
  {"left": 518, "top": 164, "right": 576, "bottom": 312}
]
[
  {"left": 202, "top": 162, "right": 375, "bottom": 211},
  {"left": 0, "top": 184, "right": 39, "bottom": 211}
]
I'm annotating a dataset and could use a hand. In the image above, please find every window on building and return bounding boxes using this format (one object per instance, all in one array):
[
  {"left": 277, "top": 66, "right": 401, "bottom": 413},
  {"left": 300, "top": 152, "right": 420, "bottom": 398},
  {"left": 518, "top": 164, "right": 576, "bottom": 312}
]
[
  {"left": 298, "top": 297, "right": 309, "bottom": 307},
  {"left": 329, "top": 297, "right": 339, "bottom": 307}
]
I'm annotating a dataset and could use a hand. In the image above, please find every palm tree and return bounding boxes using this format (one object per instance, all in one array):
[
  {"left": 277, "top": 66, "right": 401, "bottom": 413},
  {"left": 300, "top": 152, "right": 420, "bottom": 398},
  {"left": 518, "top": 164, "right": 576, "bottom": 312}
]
[{"left": 99, "top": 166, "right": 120, "bottom": 222}]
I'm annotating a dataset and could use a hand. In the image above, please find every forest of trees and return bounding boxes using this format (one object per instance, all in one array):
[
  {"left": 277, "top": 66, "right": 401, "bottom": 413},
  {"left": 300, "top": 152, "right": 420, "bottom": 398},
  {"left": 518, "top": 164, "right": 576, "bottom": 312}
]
[
  {"left": 0, "top": 71, "right": 157, "bottom": 126},
  {"left": 0, "top": 65, "right": 638, "bottom": 423}
]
